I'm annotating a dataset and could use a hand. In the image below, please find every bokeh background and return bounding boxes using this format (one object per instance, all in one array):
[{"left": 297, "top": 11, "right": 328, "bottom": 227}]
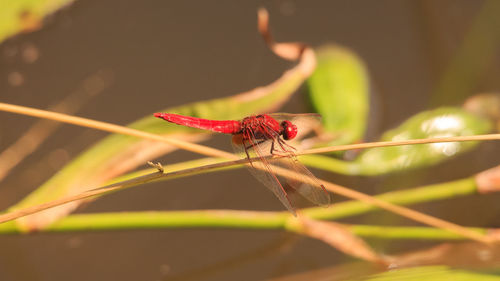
[{"left": 1, "top": 1, "right": 500, "bottom": 280}]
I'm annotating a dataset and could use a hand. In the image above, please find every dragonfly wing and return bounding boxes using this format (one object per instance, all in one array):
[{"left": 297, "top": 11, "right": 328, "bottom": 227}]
[
  {"left": 267, "top": 113, "right": 322, "bottom": 140},
  {"left": 278, "top": 153, "right": 331, "bottom": 206},
  {"left": 232, "top": 135, "right": 297, "bottom": 216},
  {"left": 264, "top": 114, "right": 330, "bottom": 205},
  {"left": 267, "top": 113, "right": 321, "bottom": 124}
]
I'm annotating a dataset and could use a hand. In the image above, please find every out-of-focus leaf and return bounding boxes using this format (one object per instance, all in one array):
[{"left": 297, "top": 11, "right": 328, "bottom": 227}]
[
  {"left": 299, "top": 218, "right": 386, "bottom": 264},
  {"left": 0, "top": 0, "right": 74, "bottom": 43},
  {"left": 306, "top": 45, "right": 370, "bottom": 146},
  {"left": 352, "top": 266, "right": 500, "bottom": 281},
  {"left": 430, "top": 1, "right": 500, "bottom": 106},
  {"left": 8, "top": 9, "right": 317, "bottom": 231},
  {"left": 463, "top": 93, "right": 500, "bottom": 129},
  {"left": 355, "top": 107, "right": 492, "bottom": 175}
]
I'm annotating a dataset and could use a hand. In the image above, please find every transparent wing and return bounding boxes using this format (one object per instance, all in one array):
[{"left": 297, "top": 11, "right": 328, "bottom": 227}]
[
  {"left": 267, "top": 112, "right": 322, "bottom": 122},
  {"left": 267, "top": 113, "right": 330, "bottom": 205},
  {"left": 267, "top": 113, "right": 322, "bottom": 139},
  {"left": 232, "top": 126, "right": 330, "bottom": 214},
  {"left": 232, "top": 134, "right": 297, "bottom": 216},
  {"left": 277, "top": 152, "right": 331, "bottom": 207}
]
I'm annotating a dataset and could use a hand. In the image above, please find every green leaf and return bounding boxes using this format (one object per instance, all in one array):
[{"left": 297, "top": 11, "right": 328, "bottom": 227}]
[
  {"left": 354, "top": 107, "right": 492, "bottom": 175},
  {"left": 352, "top": 266, "right": 500, "bottom": 281},
  {"left": 307, "top": 45, "right": 370, "bottom": 145},
  {"left": 0, "top": 0, "right": 75, "bottom": 44}
]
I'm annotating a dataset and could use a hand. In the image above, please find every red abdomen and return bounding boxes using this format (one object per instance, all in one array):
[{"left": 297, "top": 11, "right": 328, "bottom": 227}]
[{"left": 154, "top": 113, "right": 241, "bottom": 134}]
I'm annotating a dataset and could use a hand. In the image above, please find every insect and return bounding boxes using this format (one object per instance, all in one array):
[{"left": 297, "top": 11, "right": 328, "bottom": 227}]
[{"left": 154, "top": 112, "right": 331, "bottom": 215}]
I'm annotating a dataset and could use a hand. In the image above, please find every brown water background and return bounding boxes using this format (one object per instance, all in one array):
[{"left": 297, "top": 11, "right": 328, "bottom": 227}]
[{"left": 1, "top": 1, "right": 500, "bottom": 280}]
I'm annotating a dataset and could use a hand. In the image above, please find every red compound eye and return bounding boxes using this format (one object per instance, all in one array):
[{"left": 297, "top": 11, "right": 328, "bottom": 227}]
[{"left": 281, "top": 120, "right": 297, "bottom": 140}]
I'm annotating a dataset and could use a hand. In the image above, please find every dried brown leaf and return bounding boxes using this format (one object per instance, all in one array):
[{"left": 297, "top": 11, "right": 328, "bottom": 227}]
[
  {"left": 299, "top": 218, "right": 387, "bottom": 264},
  {"left": 231, "top": 8, "right": 316, "bottom": 109}
]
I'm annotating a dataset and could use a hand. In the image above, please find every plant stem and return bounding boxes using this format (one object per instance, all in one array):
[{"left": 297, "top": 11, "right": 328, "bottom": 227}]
[
  {"left": 349, "top": 225, "right": 487, "bottom": 240},
  {"left": 0, "top": 212, "right": 486, "bottom": 240},
  {"left": 0, "top": 176, "right": 481, "bottom": 239},
  {"left": 0, "top": 211, "right": 288, "bottom": 234}
]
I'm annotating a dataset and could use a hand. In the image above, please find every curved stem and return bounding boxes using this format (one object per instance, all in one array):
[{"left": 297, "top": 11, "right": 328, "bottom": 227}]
[
  {"left": 349, "top": 224, "right": 487, "bottom": 240},
  {"left": 0, "top": 177, "right": 481, "bottom": 239},
  {"left": 0, "top": 212, "right": 486, "bottom": 241},
  {"left": 0, "top": 103, "right": 493, "bottom": 241}
]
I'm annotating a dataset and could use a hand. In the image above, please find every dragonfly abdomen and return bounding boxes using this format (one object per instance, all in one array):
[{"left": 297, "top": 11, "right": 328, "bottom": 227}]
[{"left": 154, "top": 113, "right": 241, "bottom": 134}]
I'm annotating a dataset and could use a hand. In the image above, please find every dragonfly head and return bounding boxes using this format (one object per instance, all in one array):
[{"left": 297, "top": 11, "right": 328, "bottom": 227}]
[{"left": 281, "top": 120, "right": 297, "bottom": 140}]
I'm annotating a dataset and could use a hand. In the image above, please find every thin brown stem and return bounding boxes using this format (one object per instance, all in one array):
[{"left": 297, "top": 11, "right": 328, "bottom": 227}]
[
  {"left": 0, "top": 171, "right": 164, "bottom": 224},
  {"left": 300, "top": 134, "right": 500, "bottom": 155},
  {"left": 0, "top": 102, "right": 494, "bottom": 242},
  {"left": 0, "top": 70, "right": 112, "bottom": 182}
]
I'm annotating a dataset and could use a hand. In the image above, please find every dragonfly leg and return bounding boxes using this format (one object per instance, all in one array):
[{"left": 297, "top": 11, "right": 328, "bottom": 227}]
[
  {"left": 278, "top": 138, "right": 297, "bottom": 151},
  {"left": 241, "top": 140, "right": 254, "bottom": 167},
  {"left": 244, "top": 146, "right": 254, "bottom": 167},
  {"left": 245, "top": 139, "right": 266, "bottom": 151},
  {"left": 274, "top": 138, "right": 289, "bottom": 153},
  {"left": 242, "top": 131, "right": 259, "bottom": 167},
  {"left": 271, "top": 140, "right": 291, "bottom": 157}
]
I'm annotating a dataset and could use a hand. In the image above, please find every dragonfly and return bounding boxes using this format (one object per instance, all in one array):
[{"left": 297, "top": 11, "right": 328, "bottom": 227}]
[{"left": 154, "top": 112, "right": 331, "bottom": 215}]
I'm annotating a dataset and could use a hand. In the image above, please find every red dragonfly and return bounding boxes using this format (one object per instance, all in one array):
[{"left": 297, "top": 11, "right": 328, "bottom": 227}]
[{"left": 154, "top": 112, "right": 331, "bottom": 215}]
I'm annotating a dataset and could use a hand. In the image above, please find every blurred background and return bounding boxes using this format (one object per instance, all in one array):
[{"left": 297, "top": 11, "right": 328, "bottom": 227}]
[{"left": 1, "top": 1, "right": 500, "bottom": 280}]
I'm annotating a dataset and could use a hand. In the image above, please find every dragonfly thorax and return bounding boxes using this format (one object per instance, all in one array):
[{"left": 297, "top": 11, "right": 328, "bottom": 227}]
[{"left": 239, "top": 115, "right": 297, "bottom": 141}]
